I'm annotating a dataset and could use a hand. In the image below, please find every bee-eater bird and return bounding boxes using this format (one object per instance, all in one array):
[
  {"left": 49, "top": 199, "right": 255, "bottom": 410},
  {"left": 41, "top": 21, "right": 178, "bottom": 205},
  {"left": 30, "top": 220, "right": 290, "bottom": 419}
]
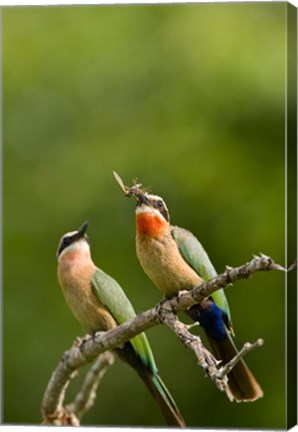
[
  {"left": 57, "top": 221, "right": 185, "bottom": 427},
  {"left": 114, "top": 173, "right": 263, "bottom": 402}
]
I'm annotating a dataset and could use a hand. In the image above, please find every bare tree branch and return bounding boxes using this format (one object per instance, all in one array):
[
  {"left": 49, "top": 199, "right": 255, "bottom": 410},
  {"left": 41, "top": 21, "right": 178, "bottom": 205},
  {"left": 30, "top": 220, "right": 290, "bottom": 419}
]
[
  {"left": 157, "top": 306, "right": 230, "bottom": 395},
  {"left": 216, "top": 339, "right": 264, "bottom": 380},
  {"left": 158, "top": 305, "right": 264, "bottom": 399},
  {"left": 41, "top": 254, "right": 284, "bottom": 424},
  {"left": 67, "top": 351, "right": 115, "bottom": 421}
]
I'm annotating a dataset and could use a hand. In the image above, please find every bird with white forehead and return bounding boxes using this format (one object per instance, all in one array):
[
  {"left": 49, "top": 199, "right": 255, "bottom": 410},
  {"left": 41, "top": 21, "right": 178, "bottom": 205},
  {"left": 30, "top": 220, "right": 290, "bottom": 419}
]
[
  {"left": 56, "top": 221, "right": 185, "bottom": 427},
  {"left": 114, "top": 172, "right": 263, "bottom": 403}
]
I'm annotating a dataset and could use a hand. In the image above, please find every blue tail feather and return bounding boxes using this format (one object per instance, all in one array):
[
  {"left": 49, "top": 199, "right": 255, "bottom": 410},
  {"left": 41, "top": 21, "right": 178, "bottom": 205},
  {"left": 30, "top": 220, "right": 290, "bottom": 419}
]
[{"left": 187, "top": 298, "right": 229, "bottom": 340}]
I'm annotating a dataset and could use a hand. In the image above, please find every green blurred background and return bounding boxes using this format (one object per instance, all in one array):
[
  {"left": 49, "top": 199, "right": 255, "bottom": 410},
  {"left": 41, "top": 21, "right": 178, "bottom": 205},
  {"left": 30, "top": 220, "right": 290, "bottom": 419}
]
[{"left": 3, "top": 2, "right": 286, "bottom": 428}]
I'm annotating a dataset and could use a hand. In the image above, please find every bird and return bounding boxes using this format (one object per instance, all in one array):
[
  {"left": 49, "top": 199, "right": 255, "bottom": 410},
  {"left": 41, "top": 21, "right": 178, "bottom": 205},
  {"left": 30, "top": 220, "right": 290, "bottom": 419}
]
[
  {"left": 56, "top": 221, "right": 185, "bottom": 427},
  {"left": 119, "top": 183, "right": 263, "bottom": 403}
]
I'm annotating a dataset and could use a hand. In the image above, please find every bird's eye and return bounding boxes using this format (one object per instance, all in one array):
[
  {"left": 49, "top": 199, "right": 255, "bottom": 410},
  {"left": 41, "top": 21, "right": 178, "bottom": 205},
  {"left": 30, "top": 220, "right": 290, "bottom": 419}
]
[
  {"left": 156, "top": 200, "right": 164, "bottom": 208},
  {"left": 62, "top": 237, "right": 71, "bottom": 247}
]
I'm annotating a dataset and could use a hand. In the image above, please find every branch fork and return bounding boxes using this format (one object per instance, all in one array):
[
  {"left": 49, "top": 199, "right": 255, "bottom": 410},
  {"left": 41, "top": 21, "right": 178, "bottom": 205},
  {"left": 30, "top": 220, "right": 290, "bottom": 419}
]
[{"left": 156, "top": 301, "right": 263, "bottom": 398}]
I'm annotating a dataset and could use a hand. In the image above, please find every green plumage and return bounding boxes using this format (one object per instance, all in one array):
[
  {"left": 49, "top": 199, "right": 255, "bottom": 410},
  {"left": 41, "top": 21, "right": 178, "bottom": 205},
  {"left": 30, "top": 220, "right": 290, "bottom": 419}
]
[
  {"left": 91, "top": 268, "right": 157, "bottom": 373},
  {"left": 172, "top": 225, "right": 231, "bottom": 322},
  {"left": 91, "top": 268, "right": 185, "bottom": 426}
]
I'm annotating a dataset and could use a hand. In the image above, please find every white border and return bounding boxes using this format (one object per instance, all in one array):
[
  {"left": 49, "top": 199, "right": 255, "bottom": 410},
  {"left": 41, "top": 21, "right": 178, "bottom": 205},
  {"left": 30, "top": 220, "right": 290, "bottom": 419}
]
[
  {"left": 0, "top": 0, "right": 293, "bottom": 5},
  {"left": 0, "top": 1, "right": 296, "bottom": 432}
]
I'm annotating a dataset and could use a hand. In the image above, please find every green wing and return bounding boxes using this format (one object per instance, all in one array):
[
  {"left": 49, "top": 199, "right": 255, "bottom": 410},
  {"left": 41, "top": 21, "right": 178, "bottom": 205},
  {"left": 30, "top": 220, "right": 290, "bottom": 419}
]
[
  {"left": 171, "top": 225, "right": 231, "bottom": 321},
  {"left": 91, "top": 267, "right": 157, "bottom": 374}
]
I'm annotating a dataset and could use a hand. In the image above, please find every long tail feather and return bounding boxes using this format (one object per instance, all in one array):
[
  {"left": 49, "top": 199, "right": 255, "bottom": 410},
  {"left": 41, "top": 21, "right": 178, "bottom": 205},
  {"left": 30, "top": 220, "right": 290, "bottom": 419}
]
[
  {"left": 141, "top": 372, "right": 186, "bottom": 427},
  {"left": 206, "top": 333, "right": 263, "bottom": 402},
  {"left": 117, "top": 343, "right": 186, "bottom": 427}
]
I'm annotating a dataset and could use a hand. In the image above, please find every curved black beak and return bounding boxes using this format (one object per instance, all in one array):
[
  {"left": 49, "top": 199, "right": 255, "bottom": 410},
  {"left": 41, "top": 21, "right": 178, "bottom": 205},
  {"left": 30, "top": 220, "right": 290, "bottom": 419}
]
[
  {"left": 136, "top": 193, "right": 151, "bottom": 206},
  {"left": 76, "top": 221, "right": 89, "bottom": 239}
]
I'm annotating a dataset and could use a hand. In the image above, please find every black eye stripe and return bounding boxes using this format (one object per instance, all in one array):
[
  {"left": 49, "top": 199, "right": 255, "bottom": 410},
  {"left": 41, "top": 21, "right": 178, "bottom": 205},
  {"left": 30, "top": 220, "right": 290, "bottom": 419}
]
[
  {"left": 57, "top": 228, "right": 90, "bottom": 258},
  {"left": 153, "top": 199, "right": 164, "bottom": 208},
  {"left": 57, "top": 236, "right": 72, "bottom": 257},
  {"left": 153, "top": 199, "right": 169, "bottom": 222}
]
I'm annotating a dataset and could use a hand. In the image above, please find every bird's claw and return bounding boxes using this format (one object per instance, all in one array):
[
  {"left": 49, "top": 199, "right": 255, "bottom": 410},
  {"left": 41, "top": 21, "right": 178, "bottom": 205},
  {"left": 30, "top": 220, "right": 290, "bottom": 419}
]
[
  {"left": 185, "top": 322, "right": 200, "bottom": 331},
  {"left": 177, "top": 290, "right": 189, "bottom": 303},
  {"left": 93, "top": 331, "right": 106, "bottom": 341},
  {"left": 78, "top": 334, "right": 93, "bottom": 353}
]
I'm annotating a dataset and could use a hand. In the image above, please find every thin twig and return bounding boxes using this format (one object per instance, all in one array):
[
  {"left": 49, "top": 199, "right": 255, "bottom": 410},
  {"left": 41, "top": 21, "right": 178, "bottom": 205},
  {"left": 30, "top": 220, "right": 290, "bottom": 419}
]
[
  {"left": 67, "top": 351, "right": 115, "bottom": 421},
  {"left": 158, "top": 306, "right": 229, "bottom": 393},
  {"left": 217, "top": 339, "right": 264, "bottom": 380}
]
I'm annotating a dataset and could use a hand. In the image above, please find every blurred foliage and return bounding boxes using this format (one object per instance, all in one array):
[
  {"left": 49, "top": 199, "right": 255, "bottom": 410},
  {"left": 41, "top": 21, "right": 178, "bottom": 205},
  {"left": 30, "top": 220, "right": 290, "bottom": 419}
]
[{"left": 3, "top": 2, "right": 287, "bottom": 428}]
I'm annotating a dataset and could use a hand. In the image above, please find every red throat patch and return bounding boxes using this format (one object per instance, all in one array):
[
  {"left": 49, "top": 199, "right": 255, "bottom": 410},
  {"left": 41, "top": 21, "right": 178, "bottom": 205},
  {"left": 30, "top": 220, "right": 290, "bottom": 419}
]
[{"left": 136, "top": 212, "right": 166, "bottom": 236}]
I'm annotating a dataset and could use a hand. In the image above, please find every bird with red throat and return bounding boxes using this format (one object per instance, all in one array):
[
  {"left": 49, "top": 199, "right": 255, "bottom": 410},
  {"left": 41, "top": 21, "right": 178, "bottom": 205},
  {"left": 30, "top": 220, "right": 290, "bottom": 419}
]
[{"left": 114, "top": 171, "right": 263, "bottom": 403}]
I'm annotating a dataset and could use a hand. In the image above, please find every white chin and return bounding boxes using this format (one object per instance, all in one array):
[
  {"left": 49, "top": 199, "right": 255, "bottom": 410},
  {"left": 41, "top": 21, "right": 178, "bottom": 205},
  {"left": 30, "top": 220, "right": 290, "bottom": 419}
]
[
  {"left": 136, "top": 204, "right": 166, "bottom": 220},
  {"left": 136, "top": 204, "right": 150, "bottom": 213}
]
